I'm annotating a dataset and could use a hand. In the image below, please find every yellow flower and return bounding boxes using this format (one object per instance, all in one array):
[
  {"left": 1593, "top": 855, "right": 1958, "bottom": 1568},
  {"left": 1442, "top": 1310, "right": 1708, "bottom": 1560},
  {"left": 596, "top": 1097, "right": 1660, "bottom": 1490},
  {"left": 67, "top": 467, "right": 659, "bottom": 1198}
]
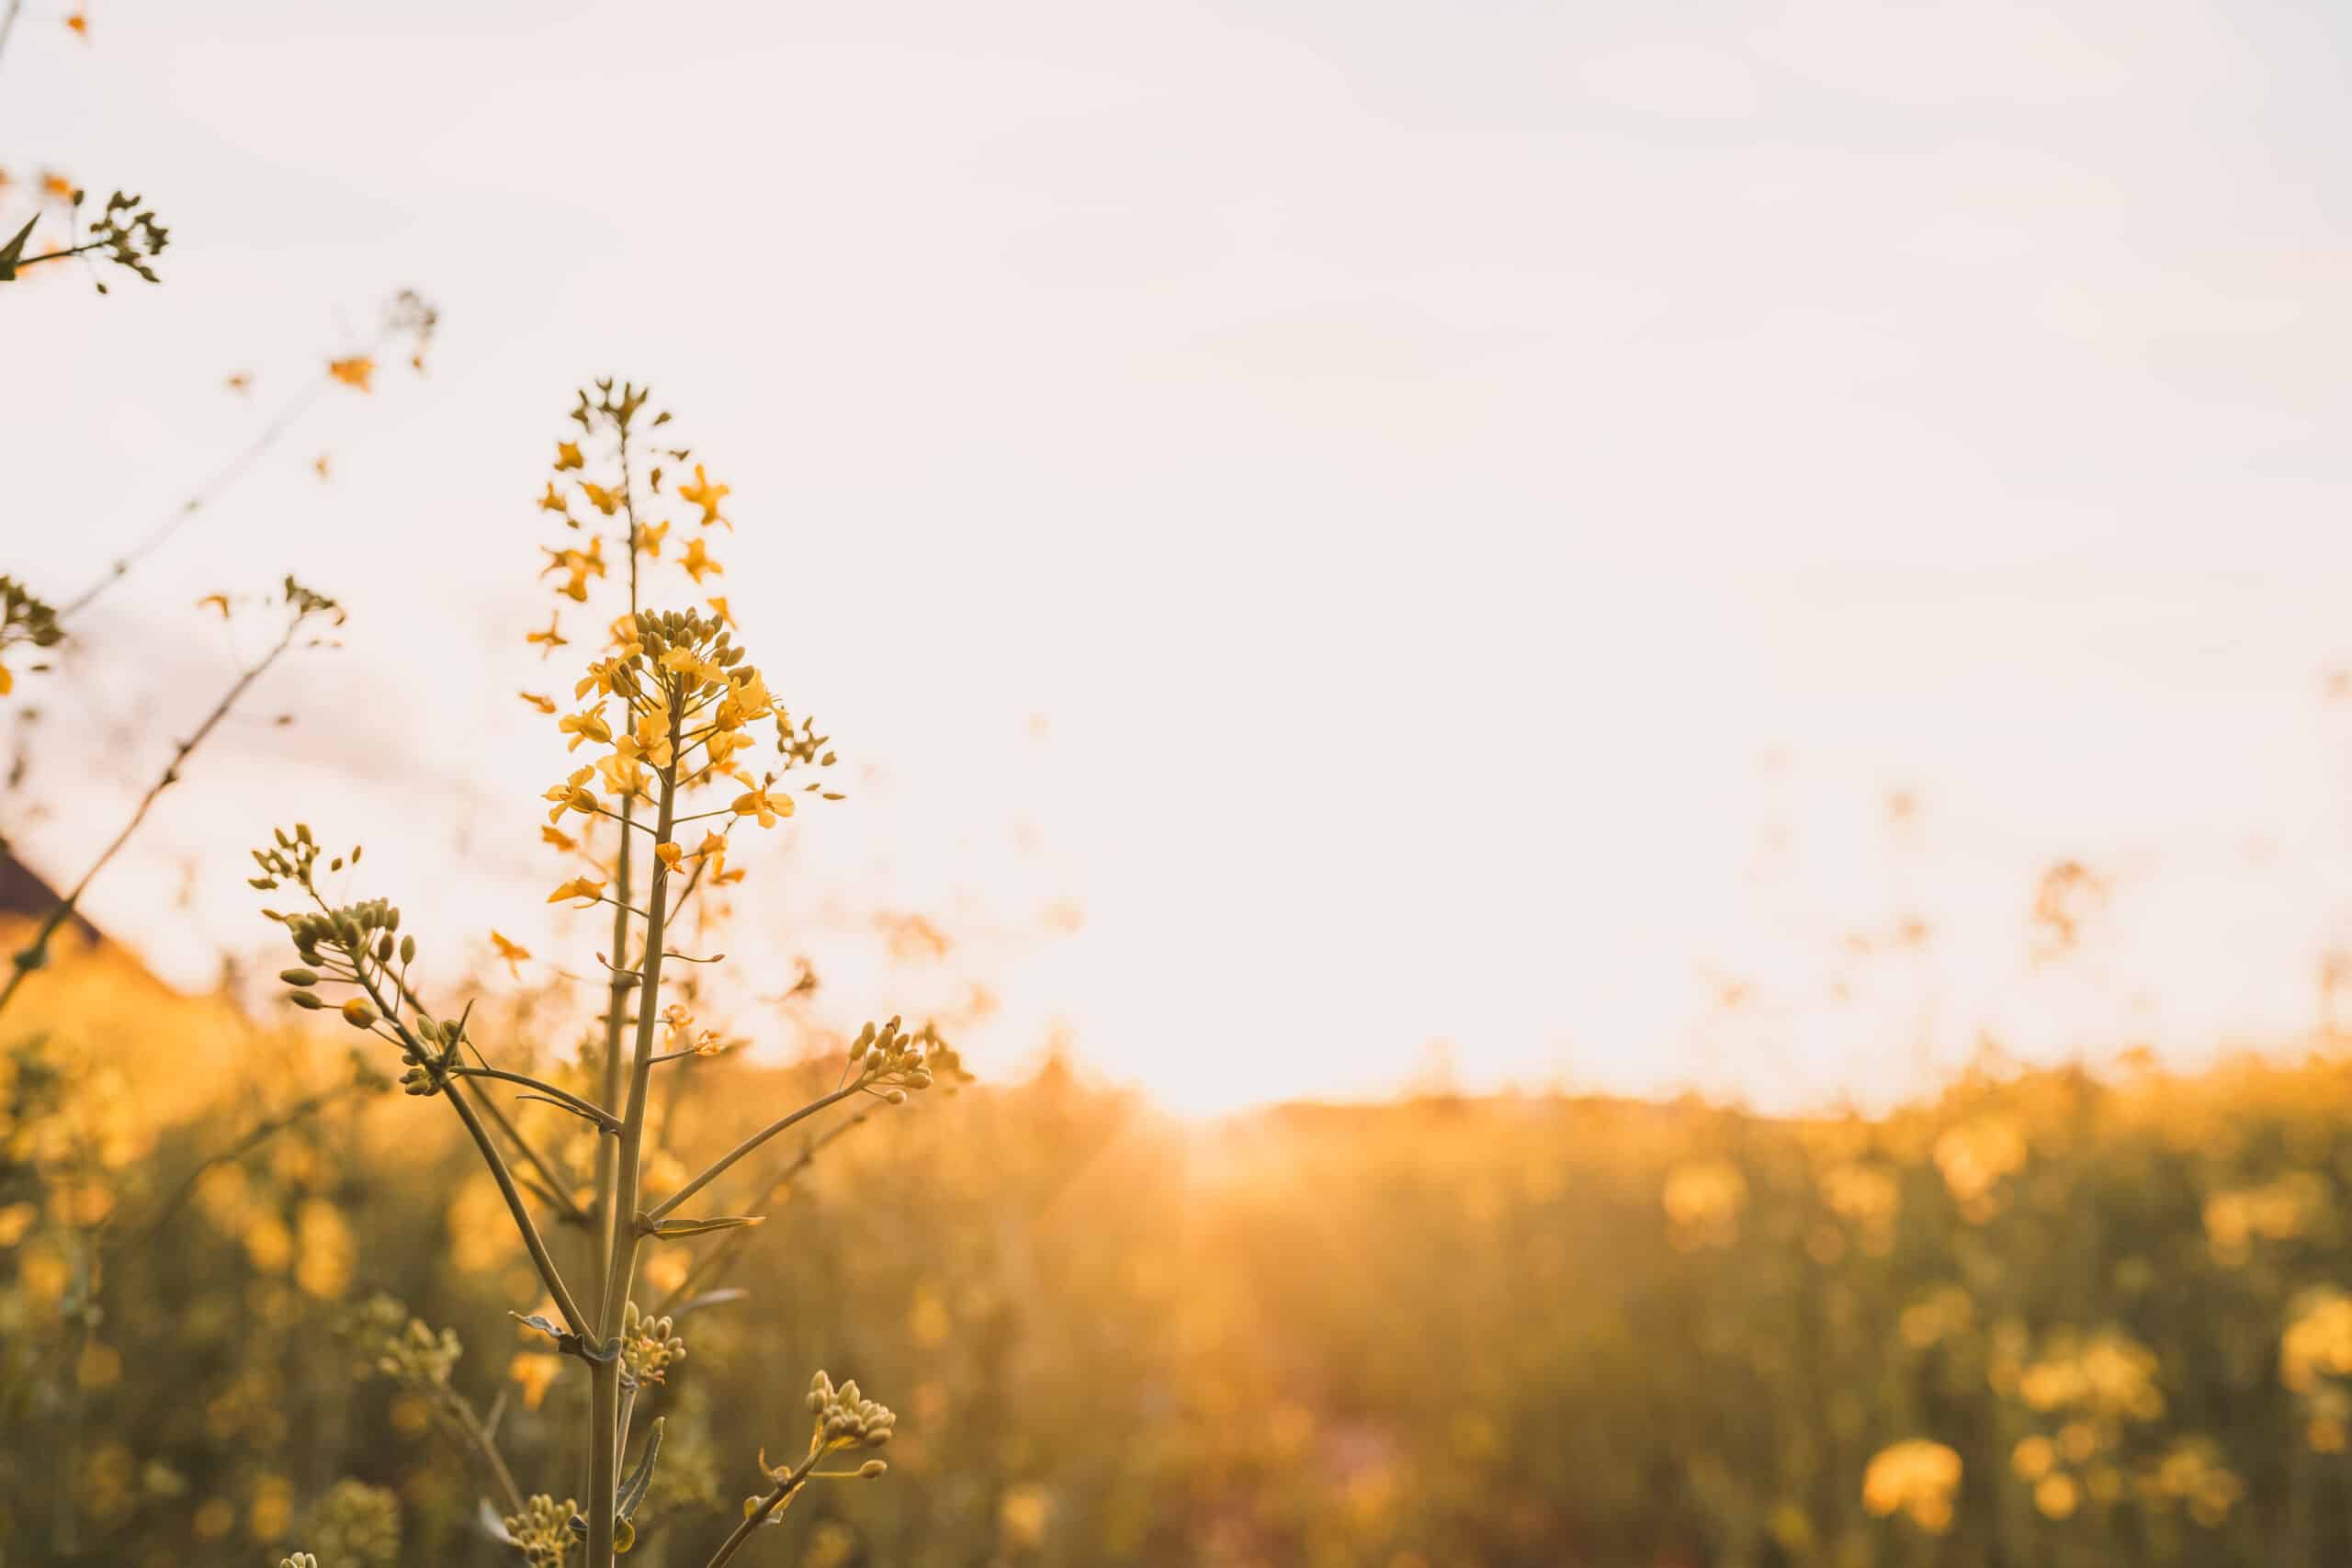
[
  {"left": 616, "top": 698, "right": 673, "bottom": 769},
  {"left": 548, "top": 875, "right": 605, "bottom": 907},
  {"left": 64, "top": 11, "right": 87, "bottom": 38},
  {"left": 559, "top": 708, "right": 613, "bottom": 751},
  {"left": 527, "top": 614, "right": 568, "bottom": 657},
  {"left": 518, "top": 691, "right": 557, "bottom": 715},
  {"left": 707, "top": 595, "right": 736, "bottom": 628},
  {"left": 679, "top": 537, "right": 722, "bottom": 583},
  {"left": 490, "top": 931, "right": 531, "bottom": 978},
  {"left": 733, "top": 784, "right": 792, "bottom": 828},
  {"left": 0, "top": 661, "right": 12, "bottom": 697},
  {"left": 634, "top": 519, "right": 669, "bottom": 558},
  {"left": 544, "top": 766, "right": 598, "bottom": 823},
  {"left": 537, "top": 480, "right": 569, "bottom": 514},
  {"left": 40, "top": 170, "right": 74, "bottom": 201},
  {"left": 540, "top": 824, "right": 578, "bottom": 852},
  {"left": 704, "top": 727, "right": 753, "bottom": 772},
  {"left": 579, "top": 480, "right": 622, "bottom": 516},
  {"left": 677, "top": 463, "right": 730, "bottom": 528},
  {"left": 596, "top": 750, "right": 648, "bottom": 798},
  {"left": 327, "top": 355, "right": 376, "bottom": 391},
  {"left": 721, "top": 669, "right": 774, "bottom": 724},
  {"left": 655, "top": 841, "right": 684, "bottom": 872},
  {"left": 554, "top": 441, "right": 584, "bottom": 471},
  {"left": 659, "top": 645, "right": 722, "bottom": 687}
]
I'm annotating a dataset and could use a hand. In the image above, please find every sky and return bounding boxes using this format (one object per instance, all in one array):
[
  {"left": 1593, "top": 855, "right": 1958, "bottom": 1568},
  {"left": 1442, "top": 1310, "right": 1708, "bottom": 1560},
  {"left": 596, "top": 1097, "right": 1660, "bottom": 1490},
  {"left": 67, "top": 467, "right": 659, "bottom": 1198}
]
[{"left": 5, "top": 0, "right": 2352, "bottom": 1114}]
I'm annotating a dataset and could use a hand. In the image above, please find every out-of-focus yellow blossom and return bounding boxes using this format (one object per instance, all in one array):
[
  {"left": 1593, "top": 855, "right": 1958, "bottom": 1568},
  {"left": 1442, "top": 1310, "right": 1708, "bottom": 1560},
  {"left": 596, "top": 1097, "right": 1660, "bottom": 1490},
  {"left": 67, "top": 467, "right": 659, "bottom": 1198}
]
[
  {"left": 1861, "top": 1439, "right": 1961, "bottom": 1533},
  {"left": 677, "top": 463, "right": 729, "bottom": 527},
  {"left": 680, "top": 536, "right": 722, "bottom": 583},
  {"left": 326, "top": 356, "right": 375, "bottom": 392},
  {"left": 1662, "top": 1158, "right": 1746, "bottom": 1249},
  {"left": 508, "top": 1352, "right": 560, "bottom": 1411},
  {"left": 517, "top": 691, "right": 557, "bottom": 715},
  {"left": 1933, "top": 1114, "right": 2028, "bottom": 1214},
  {"left": 2283, "top": 1289, "right": 2352, "bottom": 1393},
  {"left": 553, "top": 440, "right": 583, "bottom": 471},
  {"left": 526, "top": 614, "right": 568, "bottom": 655},
  {"left": 490, "top": 930, "right": 531, "bottom": 977}
]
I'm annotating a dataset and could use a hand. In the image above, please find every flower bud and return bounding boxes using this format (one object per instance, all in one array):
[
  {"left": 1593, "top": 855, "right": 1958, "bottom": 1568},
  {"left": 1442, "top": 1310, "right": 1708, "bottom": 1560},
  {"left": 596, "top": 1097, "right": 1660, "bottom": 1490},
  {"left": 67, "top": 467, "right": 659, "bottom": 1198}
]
[
  {"left": 858, "top": 1460, "right": 888, "bottom": 1478},
  {"left": 289, "top": 991, "right": 324, "bottom": 1010},
  {"left": 400, "top": 935, "right": 417, "bottom": 964},
  {"left": 342, "top": 998, "right": 379, "bottom": 1029},
  {"left": 281, "top": 968, "right": 320, "bottom": 987}
]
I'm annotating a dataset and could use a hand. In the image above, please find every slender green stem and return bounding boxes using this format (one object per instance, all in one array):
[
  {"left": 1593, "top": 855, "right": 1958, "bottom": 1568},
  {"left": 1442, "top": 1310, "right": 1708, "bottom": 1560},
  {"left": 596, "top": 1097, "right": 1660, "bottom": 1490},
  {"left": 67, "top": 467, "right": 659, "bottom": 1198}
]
[
  {"left": 382, "top": 973, "right": 588, "bottom": 1224},
  {"left": 345, "top": 946, "right": 589, "bottom": 1338},
  {"left": 704, "top": 1449, "right": 825, "bottom": 1568},
  {"left": 589, "top": 702, "right": 680, "bottom": 1568},
  {"left": 0, "top": 614, "right": 304, "bottom": 1023},
  {"left": 645, "top": 1080, "right": 868, "bottom": 1225},
  {"left": 454, "top": 1066, "right": 622, "bottom": 1133},
  {"left": 443, "top": 1077, "right": 593, "bottom": 1339}
]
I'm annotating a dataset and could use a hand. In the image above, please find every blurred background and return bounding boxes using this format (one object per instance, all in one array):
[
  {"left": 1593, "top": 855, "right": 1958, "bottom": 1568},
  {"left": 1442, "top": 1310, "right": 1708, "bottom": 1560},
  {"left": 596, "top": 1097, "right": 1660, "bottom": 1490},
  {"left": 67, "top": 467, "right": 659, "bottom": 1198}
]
[{"left": 7, "top": 1, "right": 2352, "bottom": 1564}]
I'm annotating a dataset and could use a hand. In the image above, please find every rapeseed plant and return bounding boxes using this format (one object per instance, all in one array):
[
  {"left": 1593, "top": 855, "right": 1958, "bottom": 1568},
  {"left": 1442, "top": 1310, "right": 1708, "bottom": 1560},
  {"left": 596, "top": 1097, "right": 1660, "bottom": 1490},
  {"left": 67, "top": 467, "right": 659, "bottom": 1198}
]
[{"left": 248, "top": 383, "right": 961, "bottom": 1567}]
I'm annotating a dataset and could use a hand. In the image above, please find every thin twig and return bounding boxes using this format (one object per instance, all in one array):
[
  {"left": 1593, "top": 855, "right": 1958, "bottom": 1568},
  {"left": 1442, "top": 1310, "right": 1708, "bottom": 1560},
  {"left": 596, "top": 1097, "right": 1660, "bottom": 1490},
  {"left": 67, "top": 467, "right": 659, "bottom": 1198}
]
[{"left": 0, "top": 612, "right": 309, "bottom": 1022}]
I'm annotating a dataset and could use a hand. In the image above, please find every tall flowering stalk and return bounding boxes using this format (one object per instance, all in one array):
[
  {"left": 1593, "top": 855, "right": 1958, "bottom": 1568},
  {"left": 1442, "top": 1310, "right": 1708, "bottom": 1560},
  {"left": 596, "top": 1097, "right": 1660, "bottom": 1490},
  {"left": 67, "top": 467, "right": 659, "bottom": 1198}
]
[{"left": 249, "top": 385, "right": 960, "bottom": 1567}]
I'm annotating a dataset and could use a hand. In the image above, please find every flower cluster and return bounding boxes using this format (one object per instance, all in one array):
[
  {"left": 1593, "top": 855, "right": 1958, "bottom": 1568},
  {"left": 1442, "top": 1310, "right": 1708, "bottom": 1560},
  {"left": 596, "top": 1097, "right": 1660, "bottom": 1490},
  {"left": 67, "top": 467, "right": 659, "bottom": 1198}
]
[
  {"left": 807, "top": 1370, "right": 896, "bottom": 1450},
  {"left": 538, "top": 605, "right": 842, "bottom": 909},
  {"left": 850, "top": 1016, "right": 968, "bottom": 1103},
  {"left": 501, "top": 1493, "right": 580, "bottom": 1568},
  {"left": 303, "top": 1477, "right": 401, "bottom": 1568},
  {"left": 620, "top": 1299, "right": 687, "bottom": 1388},
  {"left": 344, "top": 1293, "right": 462, "bottom": 1389}
]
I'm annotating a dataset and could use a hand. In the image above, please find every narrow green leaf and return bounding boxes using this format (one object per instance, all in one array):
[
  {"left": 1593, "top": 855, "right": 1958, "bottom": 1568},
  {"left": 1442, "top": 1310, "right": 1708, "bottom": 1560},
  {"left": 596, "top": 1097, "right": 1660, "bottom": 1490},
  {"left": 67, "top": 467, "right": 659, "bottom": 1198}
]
[
  {"left": 618, "top": 1417, "right": 665, "bottom": 1519},
  {"left": 647, "top": 1213, "right": 766, "bottom": 1239}
]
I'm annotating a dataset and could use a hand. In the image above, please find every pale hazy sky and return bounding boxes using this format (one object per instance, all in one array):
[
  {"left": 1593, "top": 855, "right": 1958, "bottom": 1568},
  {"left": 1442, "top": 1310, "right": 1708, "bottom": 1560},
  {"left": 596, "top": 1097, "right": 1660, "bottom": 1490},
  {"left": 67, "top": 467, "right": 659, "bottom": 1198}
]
[{"left": 6, "top": 0, "right": 2352, "bottom": 1112}]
